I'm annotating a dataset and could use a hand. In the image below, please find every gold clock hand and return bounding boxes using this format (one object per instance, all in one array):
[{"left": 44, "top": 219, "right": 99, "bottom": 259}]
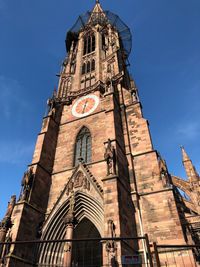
[{"left": 82, "top": 100, "right": 88, "bottom": 113}]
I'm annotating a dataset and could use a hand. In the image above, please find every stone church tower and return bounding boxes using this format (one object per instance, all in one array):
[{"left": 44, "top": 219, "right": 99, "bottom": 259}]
[{"left": 1, "top": 1, "right": 200, "bottom": 267}]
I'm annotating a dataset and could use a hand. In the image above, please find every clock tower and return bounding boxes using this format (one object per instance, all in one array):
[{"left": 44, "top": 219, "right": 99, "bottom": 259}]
[{"left": 1, "top": 1, "right": 199, "bottom": 267}]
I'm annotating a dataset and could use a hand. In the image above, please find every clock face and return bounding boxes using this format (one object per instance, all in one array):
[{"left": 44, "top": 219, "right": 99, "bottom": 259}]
[{"left": 72, "top": 94, "right": 99, "bottom": 118}]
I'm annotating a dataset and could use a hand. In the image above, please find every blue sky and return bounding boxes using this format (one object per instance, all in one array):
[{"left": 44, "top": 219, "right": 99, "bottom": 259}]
[{"left": 0, "top": 0, "right": 200, "bottom": 219}]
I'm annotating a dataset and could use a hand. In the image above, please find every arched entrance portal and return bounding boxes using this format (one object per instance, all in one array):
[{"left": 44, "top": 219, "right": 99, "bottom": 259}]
[
  {"left": 38, "top": 192, "right": 104, "bottom": 266},
  {"left": 72, "top": 218, "right": 102, "bottom": 267}
]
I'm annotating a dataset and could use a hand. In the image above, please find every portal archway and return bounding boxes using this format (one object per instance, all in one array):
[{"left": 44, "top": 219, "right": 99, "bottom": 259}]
[
  {"left": 38, "top": 192, "right": 104, "bottom": 266},
  {"left": 72, "top": 218, "right": 102, "bottom": 266}
]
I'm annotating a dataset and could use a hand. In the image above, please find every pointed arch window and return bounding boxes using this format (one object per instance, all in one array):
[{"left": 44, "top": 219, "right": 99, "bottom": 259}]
[
  {"left": 82, "top": 63, "right": 86, "bottom": 75},
  {"left": 74, "top": 127, "right": 92, "bottom": 166},
  {"left": 83, "top": 33, "right": 96, "bottom": 55},
  {"left": 102, "top": 34, "right": 106, "bottom": 49},
  {"left": 91, "top": 59, "right": 95, "bottom": 71},
  {"left": 91, "top": 35, "right": 95, "bottom": 51},
  {"left": 86, "top": 61, "right": 91, "bottom": 73},
  {"left": 81, "top": 59, "right": 95, "bottom": 75}
]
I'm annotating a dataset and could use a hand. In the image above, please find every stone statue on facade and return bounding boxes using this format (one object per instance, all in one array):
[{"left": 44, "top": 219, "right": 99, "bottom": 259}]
[
  {"left": 47, "top": 89, "right": 57, "bottom": 118},
  {"left": 0, "top": 195, "right": 16, "bottom": 231},
  {"left": 69, "top": 191, "right": 75, "bottom": 214},
  {"left": 106, "top": 220, "right": 116, "bottom": 251},
  {"left": 0, "top": 229, "right": 12, "bottom": 266},
  {"left": 0, "top": 195, "right": 15, "bottom": 261},
  {"left": 104, "top": 139, "right": 116, "bottom": 176},
  {"left": 106, "top": 220, "right": 118, "bottom": 266},
  {"left": 4, "top": 195, "right": 16, "bottom": 219},
  {"left": 36, "top": 221, "right": 44, "bottom": 239},
  {"left": 105, "top": 78, "right": 114, "bottom": 94},
  {"left": 19, "top": 167, "right": 34, "bottom": 202},
  {"left": 131, "top": 88, "right": 138, "bottom": 102},
  {"left": 160, "top": 169, "right": 171, "bottom": 188},
  {"left": 63, "top": 191, "right": 77, "bottom": 226}
]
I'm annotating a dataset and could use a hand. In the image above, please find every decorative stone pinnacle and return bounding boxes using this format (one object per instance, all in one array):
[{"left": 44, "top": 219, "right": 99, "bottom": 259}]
[
  {"left": 96, "top": 0, "right": 99, "bottom": 3},
  {"left": 181, "top": 146, "right": 190, "bottom": 162}
]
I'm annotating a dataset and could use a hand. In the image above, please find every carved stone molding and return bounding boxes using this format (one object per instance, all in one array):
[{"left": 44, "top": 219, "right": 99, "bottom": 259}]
[
  {"left": 54, "top": 81, "right": 105, "bottom": 104},
  {"left": 172, "top": 175, "right": 200, "bottom": 214},
  {"left": 66, "top": 171, "right": 90, "bottom": 196}
]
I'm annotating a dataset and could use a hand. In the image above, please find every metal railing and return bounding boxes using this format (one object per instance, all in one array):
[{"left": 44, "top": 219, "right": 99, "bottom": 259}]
[
  {"left": 1, "top": 237, "right": 199, "bottom": 266},
  {"left": 0, "top": 236, "right": 153, "bottom": 267},
  {"left": 152, "top": 243, "right": 200, "bottom": 267}
]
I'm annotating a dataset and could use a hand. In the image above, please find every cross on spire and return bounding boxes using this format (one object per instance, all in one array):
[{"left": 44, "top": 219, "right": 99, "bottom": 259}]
[{"left": 96, "top": 0, "right": 99, "bottom": 3}]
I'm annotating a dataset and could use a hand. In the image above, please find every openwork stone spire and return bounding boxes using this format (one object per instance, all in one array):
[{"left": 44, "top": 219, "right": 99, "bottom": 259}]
[
  {"left": 91, "top": 0, "right": 104, "bottom": 17},
  {"left": 181, "top": 146, "right": 199, "bottom": 183}
]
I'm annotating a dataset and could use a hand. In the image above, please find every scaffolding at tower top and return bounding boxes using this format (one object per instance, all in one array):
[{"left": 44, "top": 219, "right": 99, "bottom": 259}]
[{"left": 65, "top": 9, "right": 132, "bottom": 58}]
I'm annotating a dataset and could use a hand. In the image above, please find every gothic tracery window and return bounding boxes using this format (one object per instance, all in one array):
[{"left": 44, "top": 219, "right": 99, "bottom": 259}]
[
  {"left": 82, "top": 63, "right": 86, "bottom": 75},
  {"left": 81, "top": 59, "right": 95, "bottom": 75},
  {"left": 83, "top": 33, "right": 96, "bottom": 55},
  {"left": 102, "top": 34, "right": 106, "bottom": 49},
  {"left": 91, "top": 59, "right": 95, "bottom": 71},
  {"left": 91, "top": 34, "right": 95, "bottom": 51},
  {"left": 86, "top": 61, "right": 91, "bottom": 73},
  {"left": 74, "top": 127, "right": 92, "bottom": 166}
]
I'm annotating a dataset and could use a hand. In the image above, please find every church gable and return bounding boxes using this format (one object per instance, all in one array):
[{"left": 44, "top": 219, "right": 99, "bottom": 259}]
[
  {"left": 43, "top": 161, "right": 103, "bottom": 230},
  {"left": 66, "top": 161, "right": 104, "bottom": 198}
]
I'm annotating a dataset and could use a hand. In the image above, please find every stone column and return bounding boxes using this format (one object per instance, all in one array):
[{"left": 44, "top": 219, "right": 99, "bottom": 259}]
[
  {"left": 63, "top": 192, "right": 77, "bottom": 267},
  {"left": 63, "top": 213, "right": 77, "bottom": 267}
]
